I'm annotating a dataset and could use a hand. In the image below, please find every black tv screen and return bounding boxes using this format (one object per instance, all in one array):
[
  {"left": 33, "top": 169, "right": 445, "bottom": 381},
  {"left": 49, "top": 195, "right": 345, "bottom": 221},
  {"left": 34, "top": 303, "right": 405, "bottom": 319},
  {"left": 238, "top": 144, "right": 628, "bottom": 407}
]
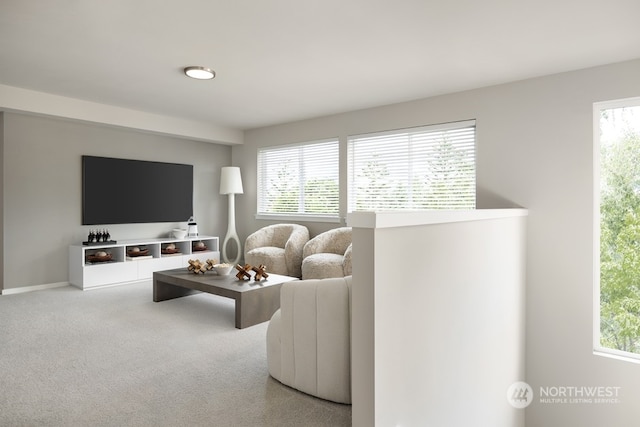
[{"left": 82, "top": 156, "right": 193, "bottom": 225}]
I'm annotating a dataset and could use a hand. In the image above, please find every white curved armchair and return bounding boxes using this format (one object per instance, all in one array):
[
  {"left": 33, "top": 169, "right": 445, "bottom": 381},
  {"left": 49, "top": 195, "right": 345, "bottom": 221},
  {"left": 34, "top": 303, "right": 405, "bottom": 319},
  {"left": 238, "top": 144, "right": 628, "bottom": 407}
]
[
  {"left": 301, "top": 227, "right": 352, "bottom": 280},
  {"left": 267, "top": 276, "right": 352, "bottom": 404},
  {"left": 244, "top": 224, "right": 309, "bottom": 278}
]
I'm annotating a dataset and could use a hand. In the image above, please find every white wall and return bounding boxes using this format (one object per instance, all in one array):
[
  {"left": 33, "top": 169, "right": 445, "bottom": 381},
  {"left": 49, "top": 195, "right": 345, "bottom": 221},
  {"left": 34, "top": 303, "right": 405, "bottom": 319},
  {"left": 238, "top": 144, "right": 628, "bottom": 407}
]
[
  {"left": 2, "top": 113, "right": 231, "bottom": 291},
  {"left": 349, "top": 210, "right": 527, "bottom": 426},
  {"left": 236, "top": 58, "right": 640, "bottom": 426}
]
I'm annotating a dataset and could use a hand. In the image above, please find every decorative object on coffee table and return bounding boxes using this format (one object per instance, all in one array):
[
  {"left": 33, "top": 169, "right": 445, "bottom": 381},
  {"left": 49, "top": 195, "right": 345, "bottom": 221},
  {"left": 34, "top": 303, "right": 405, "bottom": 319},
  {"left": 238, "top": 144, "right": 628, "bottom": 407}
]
[
  {"left": 251, "top": 264, "right": 269, "bottom": 281},
  {"left": 187, "top": 259, "right": 208, "bottom": 274},
  {"left": 235, "top": 263, "right": 252, "bottom": 280},
  {"left": 213, "top": 263, "right": 233, "bottom": 275},
  {"left": 220, "top": 166, "right": 244, "bottom": 264}
]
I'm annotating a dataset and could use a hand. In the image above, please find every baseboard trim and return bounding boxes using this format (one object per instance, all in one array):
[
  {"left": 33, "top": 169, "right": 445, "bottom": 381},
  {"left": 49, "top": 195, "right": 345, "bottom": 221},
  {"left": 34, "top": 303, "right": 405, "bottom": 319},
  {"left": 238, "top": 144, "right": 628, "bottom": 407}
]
[
  {"left": 75, "top": 279, "right": 150, "bottom": 291},
  {"left": 1, "top": 282, "right": 70, "bottom": 295}
]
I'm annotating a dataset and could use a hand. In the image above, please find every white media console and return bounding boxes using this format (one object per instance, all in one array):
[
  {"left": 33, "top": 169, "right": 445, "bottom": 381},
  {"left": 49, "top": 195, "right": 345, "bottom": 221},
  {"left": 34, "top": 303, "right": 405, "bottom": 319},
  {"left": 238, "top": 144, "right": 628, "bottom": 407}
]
[{"left": 69, "top": 236, "right": 220, "bottom": 289}]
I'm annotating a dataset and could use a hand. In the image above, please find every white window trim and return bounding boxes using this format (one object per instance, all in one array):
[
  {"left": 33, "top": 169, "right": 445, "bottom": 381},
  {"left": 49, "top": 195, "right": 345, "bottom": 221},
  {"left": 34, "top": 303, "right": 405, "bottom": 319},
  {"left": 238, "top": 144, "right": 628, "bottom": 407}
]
[{"left": 593, "top": 96, "right": 640, "bottom": 363}]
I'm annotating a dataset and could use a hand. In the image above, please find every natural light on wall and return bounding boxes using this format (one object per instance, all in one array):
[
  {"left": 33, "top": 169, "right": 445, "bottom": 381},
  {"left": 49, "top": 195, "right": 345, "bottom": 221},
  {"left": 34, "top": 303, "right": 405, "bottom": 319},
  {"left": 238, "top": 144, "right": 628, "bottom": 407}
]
[{"left": 595, "top": 98, "right": 640, "bottom": 362}]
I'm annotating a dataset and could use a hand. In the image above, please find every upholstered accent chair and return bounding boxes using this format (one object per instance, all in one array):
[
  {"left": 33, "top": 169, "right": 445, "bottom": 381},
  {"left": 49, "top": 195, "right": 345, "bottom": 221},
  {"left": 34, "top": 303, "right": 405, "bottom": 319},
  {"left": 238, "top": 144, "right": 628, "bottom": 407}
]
[
  {"left": 244, "top": 224, "right": 309, "bottom": 278},
  {"left": 267, "top": 276, "right": 352, "bottom": 404},
  {"left": 301, "top": 227, "right": 352, "bottom": 280}
]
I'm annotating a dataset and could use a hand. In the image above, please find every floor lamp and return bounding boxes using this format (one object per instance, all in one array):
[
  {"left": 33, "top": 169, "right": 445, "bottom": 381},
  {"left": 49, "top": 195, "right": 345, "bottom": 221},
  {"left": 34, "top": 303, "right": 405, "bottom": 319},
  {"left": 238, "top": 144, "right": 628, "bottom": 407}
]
[{"left": 220, "top": 166, "right": 243, "bottom": 264}]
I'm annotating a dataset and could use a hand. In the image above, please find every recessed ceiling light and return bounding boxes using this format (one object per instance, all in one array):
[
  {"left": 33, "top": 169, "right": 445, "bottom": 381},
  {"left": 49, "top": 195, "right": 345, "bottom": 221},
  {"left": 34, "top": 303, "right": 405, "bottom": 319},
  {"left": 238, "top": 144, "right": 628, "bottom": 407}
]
[{"left": 184, "top": 66, "right": 216, "bottom": 80}]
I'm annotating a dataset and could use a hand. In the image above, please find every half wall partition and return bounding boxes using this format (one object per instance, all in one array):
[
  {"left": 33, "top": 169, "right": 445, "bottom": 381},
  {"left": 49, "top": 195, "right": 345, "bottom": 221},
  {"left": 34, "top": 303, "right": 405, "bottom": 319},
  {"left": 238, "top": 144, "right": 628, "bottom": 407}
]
[{"left": 348, "top": 209, "right": 528, "bottom": 426}]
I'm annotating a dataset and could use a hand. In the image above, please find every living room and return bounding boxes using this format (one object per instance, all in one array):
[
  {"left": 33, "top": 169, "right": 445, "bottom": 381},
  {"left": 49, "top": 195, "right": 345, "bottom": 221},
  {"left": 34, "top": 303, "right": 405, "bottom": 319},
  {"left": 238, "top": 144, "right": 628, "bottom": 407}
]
[{"left": 2, "top": 1, "right": 640, "bottom": 426}]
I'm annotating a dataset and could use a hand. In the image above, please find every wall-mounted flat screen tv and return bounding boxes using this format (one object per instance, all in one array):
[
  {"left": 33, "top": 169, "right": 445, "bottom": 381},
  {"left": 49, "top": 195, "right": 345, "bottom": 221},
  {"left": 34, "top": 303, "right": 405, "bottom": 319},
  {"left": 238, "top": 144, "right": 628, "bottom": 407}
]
[{"left": 82, "top": 155, "right": 193, "bottom": 225}]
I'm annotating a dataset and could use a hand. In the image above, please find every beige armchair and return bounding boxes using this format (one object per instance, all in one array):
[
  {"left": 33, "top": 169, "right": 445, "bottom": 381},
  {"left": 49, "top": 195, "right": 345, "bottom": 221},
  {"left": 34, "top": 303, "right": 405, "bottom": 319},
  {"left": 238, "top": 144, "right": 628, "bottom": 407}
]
[
  {"left": 244, "top": 224, "right": 309, "bottom": 278},
  {"left": 301, "top": 227, "right": 352, "bottom": 280},
  {"left": 267, "top": 276, "right": 352, "bottom": 404}
]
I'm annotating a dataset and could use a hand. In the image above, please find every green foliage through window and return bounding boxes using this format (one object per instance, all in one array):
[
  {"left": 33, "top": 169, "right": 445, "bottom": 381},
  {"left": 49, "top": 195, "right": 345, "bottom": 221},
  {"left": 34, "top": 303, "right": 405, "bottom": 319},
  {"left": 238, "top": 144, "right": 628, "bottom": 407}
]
[{"left": 599, "top": 105, "right": 640, "bottom": 354}]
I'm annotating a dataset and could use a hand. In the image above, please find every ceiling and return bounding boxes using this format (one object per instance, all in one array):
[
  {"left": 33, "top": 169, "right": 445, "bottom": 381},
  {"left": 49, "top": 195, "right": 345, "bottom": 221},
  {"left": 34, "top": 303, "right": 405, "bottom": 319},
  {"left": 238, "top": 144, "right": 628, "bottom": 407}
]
[{"left": 1, "top": 0, "right": 640, "bottom": 131}]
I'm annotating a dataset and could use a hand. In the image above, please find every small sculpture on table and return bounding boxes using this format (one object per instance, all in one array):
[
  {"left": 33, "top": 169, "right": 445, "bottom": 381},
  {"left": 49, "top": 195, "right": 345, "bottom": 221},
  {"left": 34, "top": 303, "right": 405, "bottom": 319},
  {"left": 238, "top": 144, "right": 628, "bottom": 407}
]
[
  {"left": 235, "top": 264, "right": 252, "bottom": 280},
  {"left": 187, "top": 259, "right": 210, "bottom": 274},
  {"left": 251, "top": 264, "right": 269, "bottom": 281},
  {"left": 187, "top": 259, "right": 218, "bottom": 274}
]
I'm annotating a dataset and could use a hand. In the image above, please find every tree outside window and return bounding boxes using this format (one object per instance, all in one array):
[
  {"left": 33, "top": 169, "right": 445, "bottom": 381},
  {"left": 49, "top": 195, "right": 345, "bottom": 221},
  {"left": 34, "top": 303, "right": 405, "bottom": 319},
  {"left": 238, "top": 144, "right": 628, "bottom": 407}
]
[
  {"left": 599, "top": 104, "right": 640, "bottom": 355},
  {"left": 257, "top": 139, "right": 339, "bottom": 219},
  {"left": 348, "top": 121, "right": 476, "bottom": 212}
]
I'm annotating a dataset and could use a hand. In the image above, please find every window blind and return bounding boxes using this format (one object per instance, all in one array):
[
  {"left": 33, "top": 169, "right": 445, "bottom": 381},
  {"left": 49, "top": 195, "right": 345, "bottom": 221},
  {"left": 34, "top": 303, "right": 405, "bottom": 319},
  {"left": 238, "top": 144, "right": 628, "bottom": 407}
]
[
  {"left": 347, "top": 120, "right": 476, "bottom": 212},
  {"left": 257, "top": 138, "right": 339, "bottom": 218}
]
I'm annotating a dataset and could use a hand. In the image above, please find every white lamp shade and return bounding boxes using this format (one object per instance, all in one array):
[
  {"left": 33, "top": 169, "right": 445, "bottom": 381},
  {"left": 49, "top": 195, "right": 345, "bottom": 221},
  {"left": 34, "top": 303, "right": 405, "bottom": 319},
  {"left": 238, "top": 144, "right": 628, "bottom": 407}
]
[{"left": 220, "top": 166, "right": 244, "bottom": 195}]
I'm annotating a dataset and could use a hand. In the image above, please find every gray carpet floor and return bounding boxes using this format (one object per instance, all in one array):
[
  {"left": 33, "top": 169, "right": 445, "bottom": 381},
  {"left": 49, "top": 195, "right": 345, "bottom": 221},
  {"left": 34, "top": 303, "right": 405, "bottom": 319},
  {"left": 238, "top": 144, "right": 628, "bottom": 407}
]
[{"left": 0, "top": 282, "right": 351, "bottom": 426}]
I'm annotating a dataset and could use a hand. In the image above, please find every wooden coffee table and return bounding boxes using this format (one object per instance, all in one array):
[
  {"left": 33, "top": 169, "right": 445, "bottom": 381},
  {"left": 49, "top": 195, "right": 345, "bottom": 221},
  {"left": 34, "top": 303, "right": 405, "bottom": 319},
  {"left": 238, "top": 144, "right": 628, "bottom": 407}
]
[{"left": 153, "top": 268, "right": 298, "bottom": 329}]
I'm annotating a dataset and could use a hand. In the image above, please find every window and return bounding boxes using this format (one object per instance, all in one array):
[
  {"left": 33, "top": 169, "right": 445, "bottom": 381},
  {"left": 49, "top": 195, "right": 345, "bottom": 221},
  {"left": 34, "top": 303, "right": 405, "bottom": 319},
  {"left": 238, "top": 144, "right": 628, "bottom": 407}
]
[
  {"left": 595, "top": 98, "right": 640, "bottom": 361},
  {"left": 257, "top": 138, "right": 339, "bottom": 221},
  {"left": 347, "top": 120, "right": 476, "bottom": 212}
]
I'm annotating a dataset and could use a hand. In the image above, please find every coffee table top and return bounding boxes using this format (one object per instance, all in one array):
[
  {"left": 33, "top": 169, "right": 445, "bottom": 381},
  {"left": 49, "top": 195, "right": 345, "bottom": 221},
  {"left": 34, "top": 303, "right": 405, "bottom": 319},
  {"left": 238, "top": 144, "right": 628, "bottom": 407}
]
[{"left": 153, "top": 268, "right": 298, "bottom": 294}]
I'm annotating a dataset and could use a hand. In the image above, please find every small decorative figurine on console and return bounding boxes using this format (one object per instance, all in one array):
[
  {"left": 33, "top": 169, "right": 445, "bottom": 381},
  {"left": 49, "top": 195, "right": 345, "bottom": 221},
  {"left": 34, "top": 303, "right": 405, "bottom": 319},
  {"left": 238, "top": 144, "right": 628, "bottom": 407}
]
[
  {"left": 235, "top": 264, "right": 252, "bottom": 280},
  {"left": 251, "top": 264, "right": 269, "bottom": 281},
  {"left": 187, "top": 259, "right": 209, "bottom": 274}
]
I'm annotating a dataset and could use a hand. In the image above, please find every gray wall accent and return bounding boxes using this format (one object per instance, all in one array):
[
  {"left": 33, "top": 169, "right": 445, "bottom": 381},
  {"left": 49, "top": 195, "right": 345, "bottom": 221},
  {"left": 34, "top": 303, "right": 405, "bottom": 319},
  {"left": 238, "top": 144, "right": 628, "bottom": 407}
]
[
  {"left": 234, "top": 59, "right": 640, "bottom": 426},
  {"left": 3, "top": 113, "right": 230, "bottom": 291}
]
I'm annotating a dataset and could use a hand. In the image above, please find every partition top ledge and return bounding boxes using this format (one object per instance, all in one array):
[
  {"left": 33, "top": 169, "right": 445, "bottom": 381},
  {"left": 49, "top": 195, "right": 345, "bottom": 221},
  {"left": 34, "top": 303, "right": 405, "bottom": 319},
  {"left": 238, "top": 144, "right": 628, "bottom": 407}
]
[{"left": 346, "top": 209, "right": 528, "bottom": 229}]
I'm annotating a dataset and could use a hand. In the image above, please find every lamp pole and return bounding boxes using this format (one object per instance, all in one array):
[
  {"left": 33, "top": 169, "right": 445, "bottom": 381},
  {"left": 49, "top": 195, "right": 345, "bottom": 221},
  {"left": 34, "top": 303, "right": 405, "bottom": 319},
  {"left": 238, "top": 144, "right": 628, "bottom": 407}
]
[{"left": 222, "top": 192, "right": 241, "bottom": 264}]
